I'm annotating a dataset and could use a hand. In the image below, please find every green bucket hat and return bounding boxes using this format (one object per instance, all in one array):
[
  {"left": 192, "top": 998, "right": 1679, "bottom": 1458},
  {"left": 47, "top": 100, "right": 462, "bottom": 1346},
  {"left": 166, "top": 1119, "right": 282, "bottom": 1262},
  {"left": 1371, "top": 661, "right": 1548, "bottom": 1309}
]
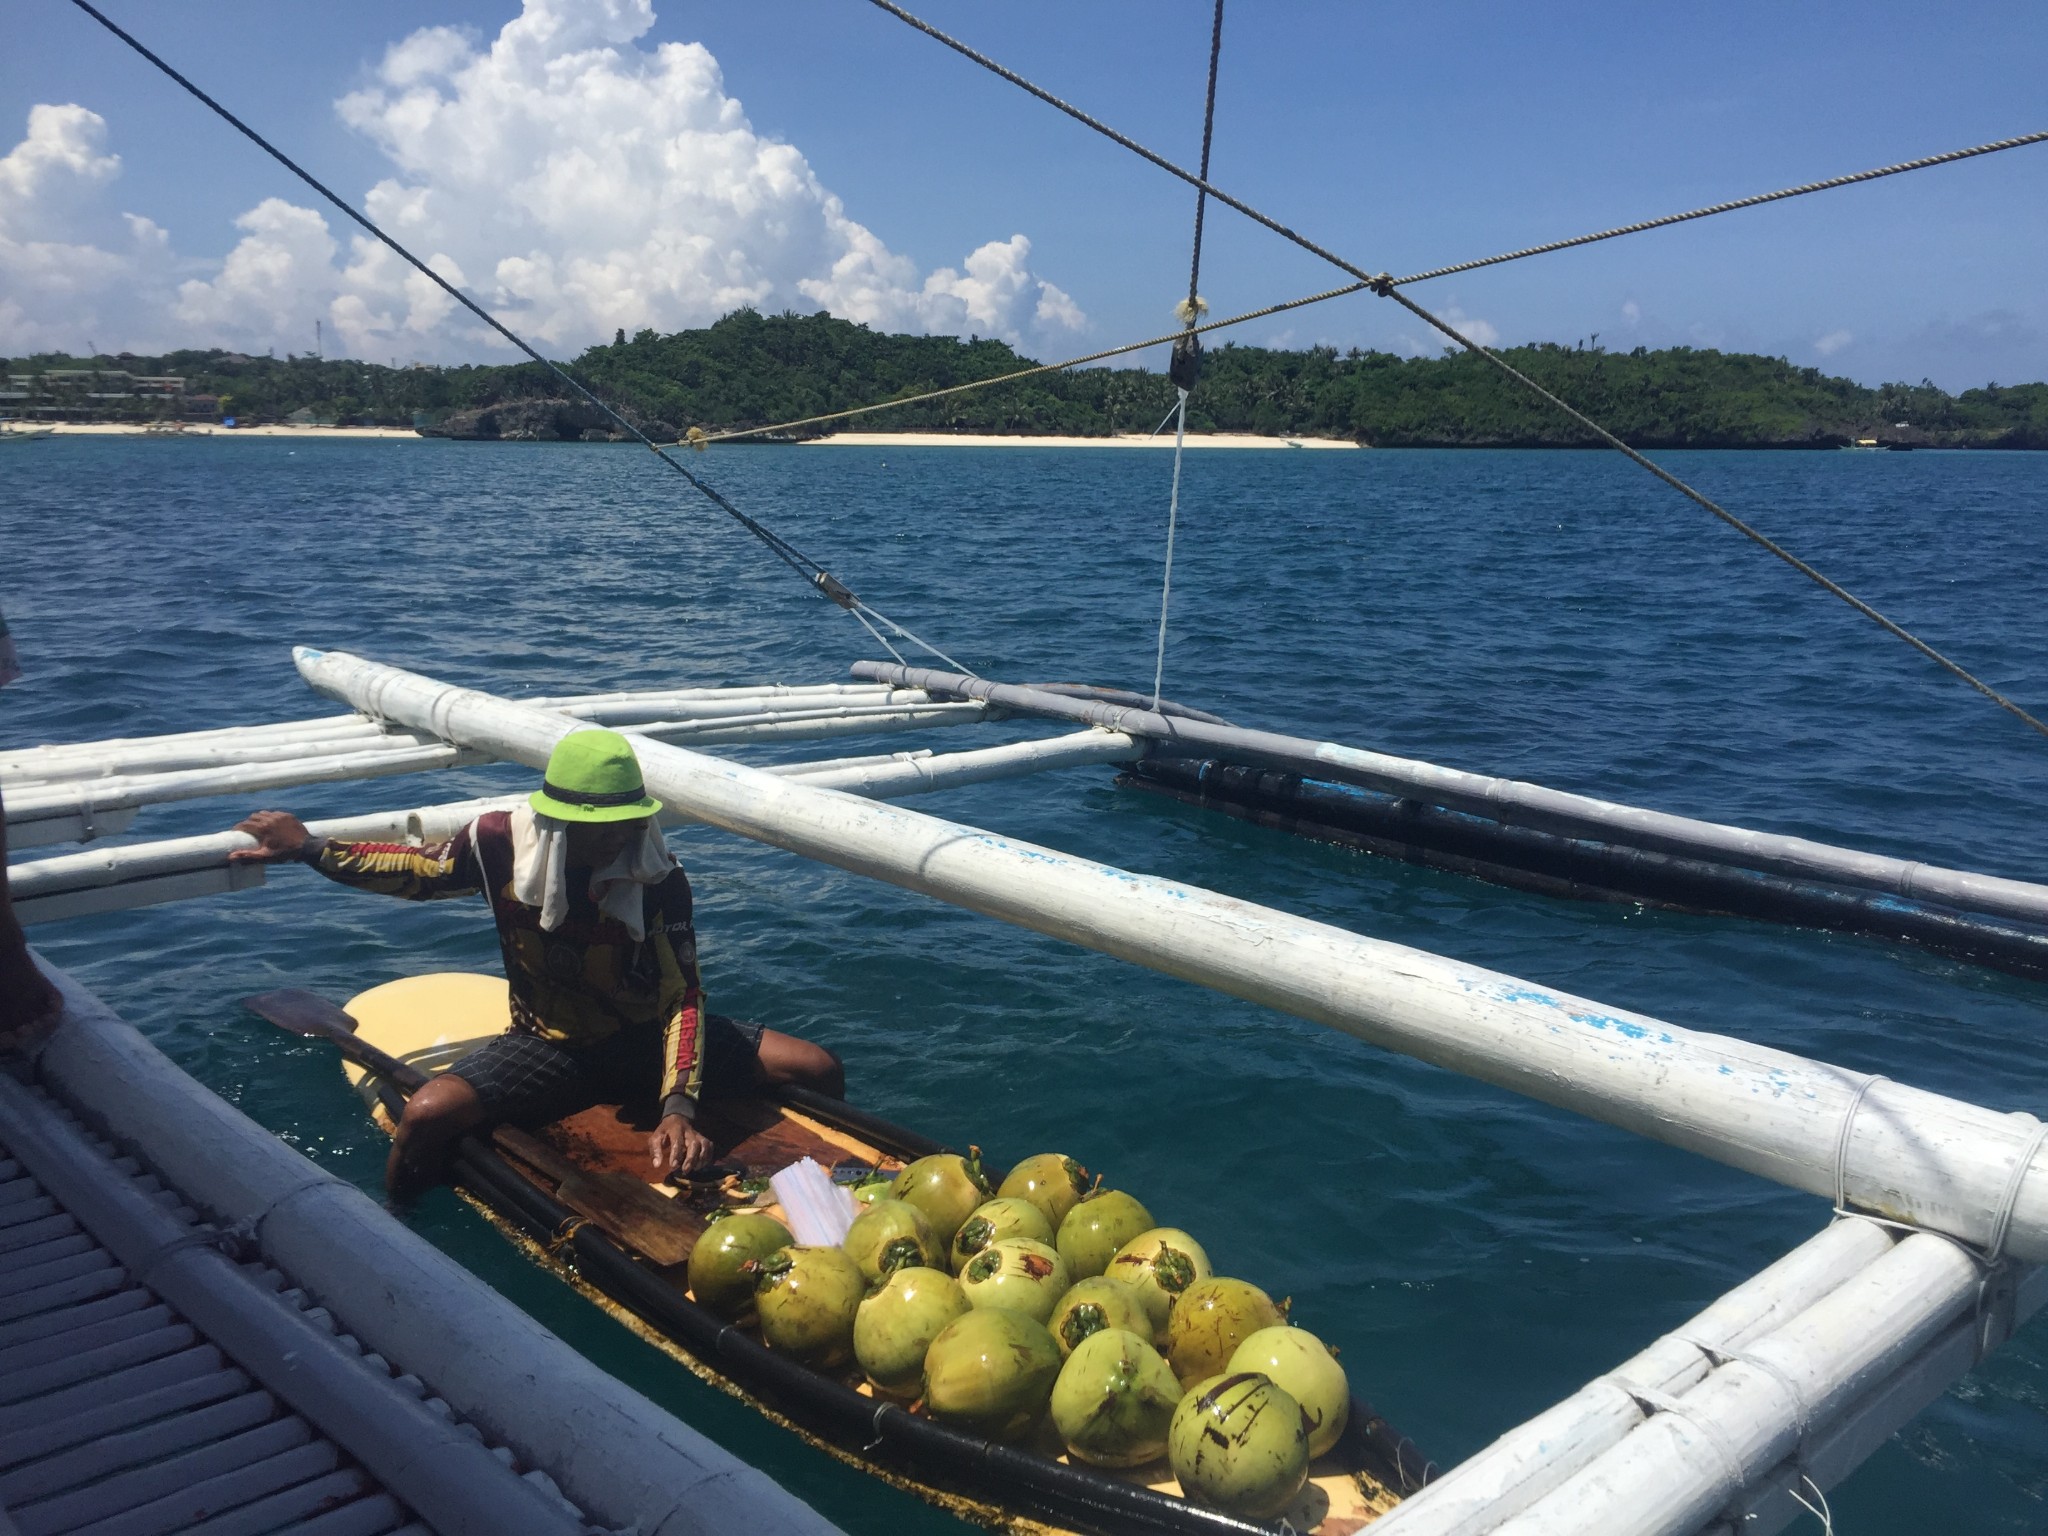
[{"left": 530, "top": 730, "right": 663, "bottom": 824}]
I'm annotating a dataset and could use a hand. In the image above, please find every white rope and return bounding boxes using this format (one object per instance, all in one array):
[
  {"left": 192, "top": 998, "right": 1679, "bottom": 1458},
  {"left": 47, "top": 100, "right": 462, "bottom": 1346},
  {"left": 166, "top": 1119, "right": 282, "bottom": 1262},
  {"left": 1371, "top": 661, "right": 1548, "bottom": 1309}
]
[
  {"left": 852, "top": 600, "right": 975, "bottom": 678},
  {"left": 1984, "top": 1114, "right": 2048, "bottom": 1265},
  {"left": 1832, "top": 1073, "right": 1888, "bottom": 1212},
  {"left": 846, "top": 603, "right": 909, "bottom": 667},
  {"left": 1150, "top": 387, "right": 1190, "bottom": 711},
  {"left": 1601, "top": 1377, "right": 1749, "bottom": 1508},
  {"left": 1787, "top": 1472, "right": 1836, "bottom": 1534}
]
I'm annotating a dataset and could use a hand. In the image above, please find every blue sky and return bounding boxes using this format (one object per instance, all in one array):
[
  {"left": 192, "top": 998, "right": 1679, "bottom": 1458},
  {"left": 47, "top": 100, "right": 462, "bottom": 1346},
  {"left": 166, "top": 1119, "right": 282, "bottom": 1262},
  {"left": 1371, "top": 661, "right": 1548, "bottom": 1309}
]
[{"left": 3, "top": 0, "right": 2044, "bottom": 387}]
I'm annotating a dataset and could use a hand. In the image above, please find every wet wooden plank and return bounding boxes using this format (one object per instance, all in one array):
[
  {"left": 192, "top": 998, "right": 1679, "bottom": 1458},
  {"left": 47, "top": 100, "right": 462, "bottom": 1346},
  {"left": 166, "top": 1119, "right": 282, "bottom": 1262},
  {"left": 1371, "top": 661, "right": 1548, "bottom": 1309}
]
[{"left": 507, "top": 1095, "right": 897, "bottom": 1267}]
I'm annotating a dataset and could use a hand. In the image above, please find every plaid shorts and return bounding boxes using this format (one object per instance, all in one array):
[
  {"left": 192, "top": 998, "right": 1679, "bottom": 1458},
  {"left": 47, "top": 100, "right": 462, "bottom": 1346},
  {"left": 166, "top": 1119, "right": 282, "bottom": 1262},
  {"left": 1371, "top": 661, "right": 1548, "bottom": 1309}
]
[{"left": 449, "top": 1014, "right": 765, "bottom": 1126}]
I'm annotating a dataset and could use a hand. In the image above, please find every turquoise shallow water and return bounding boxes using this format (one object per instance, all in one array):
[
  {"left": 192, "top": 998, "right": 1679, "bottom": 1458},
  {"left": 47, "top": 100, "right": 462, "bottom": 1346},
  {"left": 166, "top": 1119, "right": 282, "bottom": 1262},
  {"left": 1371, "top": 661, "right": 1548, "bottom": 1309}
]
[{"left": 4, "top": 436, "right": 2047, "bottom": 1530}]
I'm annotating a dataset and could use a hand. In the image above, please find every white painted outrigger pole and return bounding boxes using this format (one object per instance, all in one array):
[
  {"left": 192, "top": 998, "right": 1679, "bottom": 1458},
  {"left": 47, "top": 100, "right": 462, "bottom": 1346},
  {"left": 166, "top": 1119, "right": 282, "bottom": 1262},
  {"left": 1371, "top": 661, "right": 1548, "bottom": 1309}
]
[
  {"left": 295, "top": 647, "right": 2048, "bottom": 1265},
  {"left": 10, "top": 731, "right": 1143, "bottom": 926}
]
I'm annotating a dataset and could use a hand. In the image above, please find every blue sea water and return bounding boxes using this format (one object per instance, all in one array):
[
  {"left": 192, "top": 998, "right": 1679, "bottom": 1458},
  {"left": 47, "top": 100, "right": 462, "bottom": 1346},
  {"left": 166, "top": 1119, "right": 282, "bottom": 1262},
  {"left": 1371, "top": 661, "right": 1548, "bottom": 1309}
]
[{"left": 3, "top": 436, "right": 2047, "bottom": 1531}]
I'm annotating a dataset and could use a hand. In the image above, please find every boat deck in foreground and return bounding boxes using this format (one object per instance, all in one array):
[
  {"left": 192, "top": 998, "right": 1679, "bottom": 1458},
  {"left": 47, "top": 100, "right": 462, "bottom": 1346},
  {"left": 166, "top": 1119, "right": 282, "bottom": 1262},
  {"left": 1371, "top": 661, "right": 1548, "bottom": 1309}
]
[
  {"left": 7, "top": 959, "right": 842, "bottom": 1536},
  {"left": 0, "top": 1074, "right": 586, "bottom": 1536}
]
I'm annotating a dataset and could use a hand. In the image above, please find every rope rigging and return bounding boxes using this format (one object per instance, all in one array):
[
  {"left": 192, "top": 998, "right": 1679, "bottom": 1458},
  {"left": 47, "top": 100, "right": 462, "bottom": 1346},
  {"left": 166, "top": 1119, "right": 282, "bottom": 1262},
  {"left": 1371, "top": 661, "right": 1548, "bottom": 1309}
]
[
  {"left": 1151, "top": 0, "right": 1226, "bottom": 712},
  {"left": 866, "top": 0, "right": 2048, "bottom": 742},
  {"left": 693, "top": 128, "right": 2047, "bottom": 446},
  {"left": 1372, "top": 280, "right": 2048, "bottom": 742},
  {"left": 1389, "top": 130, "right": 2048, "bottom": 287},
  {"left": 72, "top": 0, "right": 2047, "bottom": 736},
  {"left": 68, "top": 0, "right": 969, "bottom": 674}
]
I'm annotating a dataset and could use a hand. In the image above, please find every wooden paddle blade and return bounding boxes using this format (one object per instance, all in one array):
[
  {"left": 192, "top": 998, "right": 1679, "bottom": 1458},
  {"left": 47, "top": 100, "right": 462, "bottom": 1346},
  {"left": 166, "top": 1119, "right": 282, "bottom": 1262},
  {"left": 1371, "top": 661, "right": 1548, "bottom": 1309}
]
[
  {"left": 242, "top": 988, "right": 360, "bottom": 1039},
  {"left": 243, "top": 987, "right": 430, "bottom": 1094},
  {"left": 556, "top": 1171, "right": 701, "bottom": 1268}
]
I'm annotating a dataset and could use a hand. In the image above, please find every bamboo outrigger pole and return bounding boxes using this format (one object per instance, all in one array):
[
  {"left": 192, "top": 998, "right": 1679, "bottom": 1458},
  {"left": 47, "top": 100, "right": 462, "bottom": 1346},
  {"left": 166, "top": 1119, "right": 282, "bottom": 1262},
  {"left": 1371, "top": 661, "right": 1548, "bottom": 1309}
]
[{"left": 296, "top": 646, "right": 2048, "bottom": 1265}]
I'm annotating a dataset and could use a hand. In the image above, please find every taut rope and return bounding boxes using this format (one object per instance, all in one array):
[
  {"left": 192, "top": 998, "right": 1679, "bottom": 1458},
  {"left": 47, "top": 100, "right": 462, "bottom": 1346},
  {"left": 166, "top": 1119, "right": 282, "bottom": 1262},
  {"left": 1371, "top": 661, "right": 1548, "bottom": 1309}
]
[
  {"left": 868, "top": 0, "right": 2048, "bottom": 741},
  {"left": 74, "top": 0, "right": 968, "bottom": 672},
  {"left": 1151, "top": 0, "right": 1227, "bottom": 712}
]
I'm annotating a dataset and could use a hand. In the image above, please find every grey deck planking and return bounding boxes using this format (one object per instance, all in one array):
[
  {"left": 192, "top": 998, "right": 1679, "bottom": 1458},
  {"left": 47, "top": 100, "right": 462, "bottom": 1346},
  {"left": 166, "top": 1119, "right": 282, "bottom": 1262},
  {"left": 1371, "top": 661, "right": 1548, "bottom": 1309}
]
[
  {"left": 0, "top": 1366, "right": 253, "bottom": 1468},
  {"left": 0, "top": 1216, "right": 79, "bottom": 1257},
  {"left": 14, "top": 1417, "right": 316, "bottom": 1533},
  {"left": 0, "top": 1325, "right": 200, "bottom": 1407},
  {"left": 0, "top": 1392, "right": 278, "bottom": 1507},
  {"left": 53, "top": 1439, "right": 346, "bottom": 1536},
  {"left": 182, "top": 1474, "right": 392, "bottom": 1536},
  {"left": 0, "top": 1289, "right": 152, "bottom": 1351},
  {"left": 0, "top": 1303, "right": 176, "bottom": 1378}
]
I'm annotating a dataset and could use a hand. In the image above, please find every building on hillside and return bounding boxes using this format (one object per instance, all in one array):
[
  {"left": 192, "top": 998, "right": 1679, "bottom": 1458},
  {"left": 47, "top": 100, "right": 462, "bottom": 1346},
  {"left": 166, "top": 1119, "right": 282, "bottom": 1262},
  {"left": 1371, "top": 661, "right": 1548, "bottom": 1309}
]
[{"left": 0, "top": 369, "right": 210, "bottom": 421}]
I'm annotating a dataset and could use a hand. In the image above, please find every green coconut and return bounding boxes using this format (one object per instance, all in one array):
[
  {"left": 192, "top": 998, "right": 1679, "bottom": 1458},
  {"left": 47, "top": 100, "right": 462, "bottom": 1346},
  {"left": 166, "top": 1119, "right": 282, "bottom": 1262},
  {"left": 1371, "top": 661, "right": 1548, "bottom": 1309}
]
[
  {"left": 959, "top": 1237, "right": 1071, "bottom": 1324},
  {"left": 1050, "top": 1327, "right": 1183, "bottom": 1468},
  {"left": 892, "top": 1150, "right": 994, "bottom": 1246},
  {"left": 1168, "top": 1371, "right": 1311, "bottom": 1519},
  {"left": 853, "top": 1266, "right": 970, "bottom": 1398},
  {"left": 1048, "top": 1276, "right": 1155, "bottom": 1357},
  {"left": 1228, "top": 1326, "right": 1350, "bottom": 1458},
  {"left": 753, "top": 1246, "right": 866, "bottom": 1369},
  {"left": 848, "top": 1168, "right": 899, "bottom": 1208},
  {"left": 1054, "top": 1189, "right": 1155, "bottom": 1280},
  {"left": 1106, "top": 1228, "right": 1212, "bottom": 1345},
  {"left": 685, "top": 1210, "right": 792, "bottom": 1320},
  {"left": 923, "top": 1306, "right": 1063, "bottom": 1441},
  {"left": 997, "top": 1153, "right": 1093, "bottom": 1232},
  {"left": 949, "top": 1197, "right": 1056, "bottom": 1272},
  {"left": 1165, "top": 1277, "right": 1286, "bottom": 1388},
  {"left": 842, "top": 1198, "right": 943, "bottom": 1284}
]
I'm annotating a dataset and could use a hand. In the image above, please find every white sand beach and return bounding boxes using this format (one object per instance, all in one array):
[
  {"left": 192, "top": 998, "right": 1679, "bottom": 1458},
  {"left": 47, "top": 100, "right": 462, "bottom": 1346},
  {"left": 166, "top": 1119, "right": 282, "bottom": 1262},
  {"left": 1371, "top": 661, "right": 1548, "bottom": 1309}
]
[
  {"left": 41, "top": 423, "right": 421, "bottom": 439},
  {"left": 29, "top": 424, "right": 1362, "bottom": 448},
  {"left": 800, "top": 431, "right": 1357, "bottom": 450}
]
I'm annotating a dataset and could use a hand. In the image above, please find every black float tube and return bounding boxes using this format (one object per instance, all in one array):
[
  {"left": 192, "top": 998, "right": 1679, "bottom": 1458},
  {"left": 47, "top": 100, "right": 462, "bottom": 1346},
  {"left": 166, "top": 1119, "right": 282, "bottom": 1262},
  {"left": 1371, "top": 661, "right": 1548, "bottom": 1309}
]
[{"left": 1124, "top": 759, "right": 2048, "bottom": 983}]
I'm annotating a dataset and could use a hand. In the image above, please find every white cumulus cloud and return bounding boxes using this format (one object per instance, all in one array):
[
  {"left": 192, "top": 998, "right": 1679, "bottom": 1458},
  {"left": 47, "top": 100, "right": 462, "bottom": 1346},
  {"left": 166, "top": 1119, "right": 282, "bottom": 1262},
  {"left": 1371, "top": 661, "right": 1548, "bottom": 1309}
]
[
  {"left": 0, "top": 104, "right": 177, "bottom": 353},
  {"left": 0, "top": 0, "right": 1083, "bottom": 360},
  {"left": 1394, "top": 303, "right": 1499, "bottom": 356},
  {"left": 1813, "top": 328, "right": 1854, "bottom": 358}
]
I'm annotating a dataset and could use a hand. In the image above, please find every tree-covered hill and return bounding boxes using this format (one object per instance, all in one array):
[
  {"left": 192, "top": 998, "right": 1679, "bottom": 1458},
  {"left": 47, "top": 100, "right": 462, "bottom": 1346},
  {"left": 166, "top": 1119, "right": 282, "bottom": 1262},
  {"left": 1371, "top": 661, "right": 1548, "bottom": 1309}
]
[{"left": 8, "top": 309, "right": 2045, "bottom": 447}]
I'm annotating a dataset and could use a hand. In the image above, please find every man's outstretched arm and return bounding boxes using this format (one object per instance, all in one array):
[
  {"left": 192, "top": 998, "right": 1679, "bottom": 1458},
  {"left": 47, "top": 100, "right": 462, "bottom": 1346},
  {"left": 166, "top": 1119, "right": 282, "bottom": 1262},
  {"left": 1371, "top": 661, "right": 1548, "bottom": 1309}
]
[{"left": 232, "top": 810, "right": 485, "bottom": 900}]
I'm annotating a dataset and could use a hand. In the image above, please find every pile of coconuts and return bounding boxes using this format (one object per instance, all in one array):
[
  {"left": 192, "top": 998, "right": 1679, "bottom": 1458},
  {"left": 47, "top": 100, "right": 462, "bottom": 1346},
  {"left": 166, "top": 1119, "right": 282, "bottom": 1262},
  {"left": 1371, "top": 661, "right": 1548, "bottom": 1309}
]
[{"left": 685, "top": 1149, "right": 1350, "bottom": 1522}]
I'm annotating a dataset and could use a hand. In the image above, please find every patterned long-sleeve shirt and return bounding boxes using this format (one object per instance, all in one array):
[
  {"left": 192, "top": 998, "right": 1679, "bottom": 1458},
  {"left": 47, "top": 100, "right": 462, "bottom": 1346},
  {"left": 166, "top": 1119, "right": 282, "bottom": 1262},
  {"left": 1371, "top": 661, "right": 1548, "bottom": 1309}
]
[{"left": 305, "top": 810, "right": 710, "bottom": 1116}]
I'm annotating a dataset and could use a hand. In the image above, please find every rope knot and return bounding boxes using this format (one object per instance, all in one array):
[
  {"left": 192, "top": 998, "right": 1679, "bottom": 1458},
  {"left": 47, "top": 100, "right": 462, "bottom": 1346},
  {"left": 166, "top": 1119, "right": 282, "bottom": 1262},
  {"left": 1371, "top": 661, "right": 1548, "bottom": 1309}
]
[{"left": 1368, "top": 272, "right": 1395, "bottom": 297}]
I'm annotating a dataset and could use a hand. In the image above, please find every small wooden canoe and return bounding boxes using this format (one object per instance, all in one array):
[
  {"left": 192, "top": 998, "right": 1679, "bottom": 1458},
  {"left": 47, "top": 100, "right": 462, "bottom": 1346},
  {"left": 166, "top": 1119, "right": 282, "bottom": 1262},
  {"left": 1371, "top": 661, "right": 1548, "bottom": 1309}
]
[{"left": 340, "top": 972, "right": 1432, "bottom": 1535}]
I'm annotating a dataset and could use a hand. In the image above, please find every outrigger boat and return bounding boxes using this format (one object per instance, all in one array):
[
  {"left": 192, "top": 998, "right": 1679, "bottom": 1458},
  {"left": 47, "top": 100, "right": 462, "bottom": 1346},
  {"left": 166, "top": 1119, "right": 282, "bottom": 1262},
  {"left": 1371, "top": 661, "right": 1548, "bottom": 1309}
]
[{"left": 246, "top": 972, "right": 1434, "bottom": 1536}]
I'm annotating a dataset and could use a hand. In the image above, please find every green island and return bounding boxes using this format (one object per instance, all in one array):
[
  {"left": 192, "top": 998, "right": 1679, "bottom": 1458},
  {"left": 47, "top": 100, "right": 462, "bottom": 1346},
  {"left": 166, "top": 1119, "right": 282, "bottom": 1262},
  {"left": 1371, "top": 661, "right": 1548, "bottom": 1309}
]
[{"left": 8, "top": 307, "right": 2045, "bottom": 447}]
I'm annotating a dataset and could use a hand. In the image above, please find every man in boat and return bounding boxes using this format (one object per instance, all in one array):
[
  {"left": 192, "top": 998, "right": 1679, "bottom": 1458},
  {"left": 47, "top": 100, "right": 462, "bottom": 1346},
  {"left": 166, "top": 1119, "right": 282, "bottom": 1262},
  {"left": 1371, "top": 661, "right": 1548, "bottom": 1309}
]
[{"left": 231, "top": 729, "right": 843, "bottom": 1200}]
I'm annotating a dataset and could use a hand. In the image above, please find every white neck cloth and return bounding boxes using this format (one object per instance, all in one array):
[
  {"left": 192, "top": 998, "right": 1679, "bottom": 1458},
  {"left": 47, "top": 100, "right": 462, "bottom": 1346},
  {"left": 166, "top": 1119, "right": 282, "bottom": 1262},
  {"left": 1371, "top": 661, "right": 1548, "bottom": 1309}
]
[{"left": 503, "top": 804, "right": 675, "bottom": 940}]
